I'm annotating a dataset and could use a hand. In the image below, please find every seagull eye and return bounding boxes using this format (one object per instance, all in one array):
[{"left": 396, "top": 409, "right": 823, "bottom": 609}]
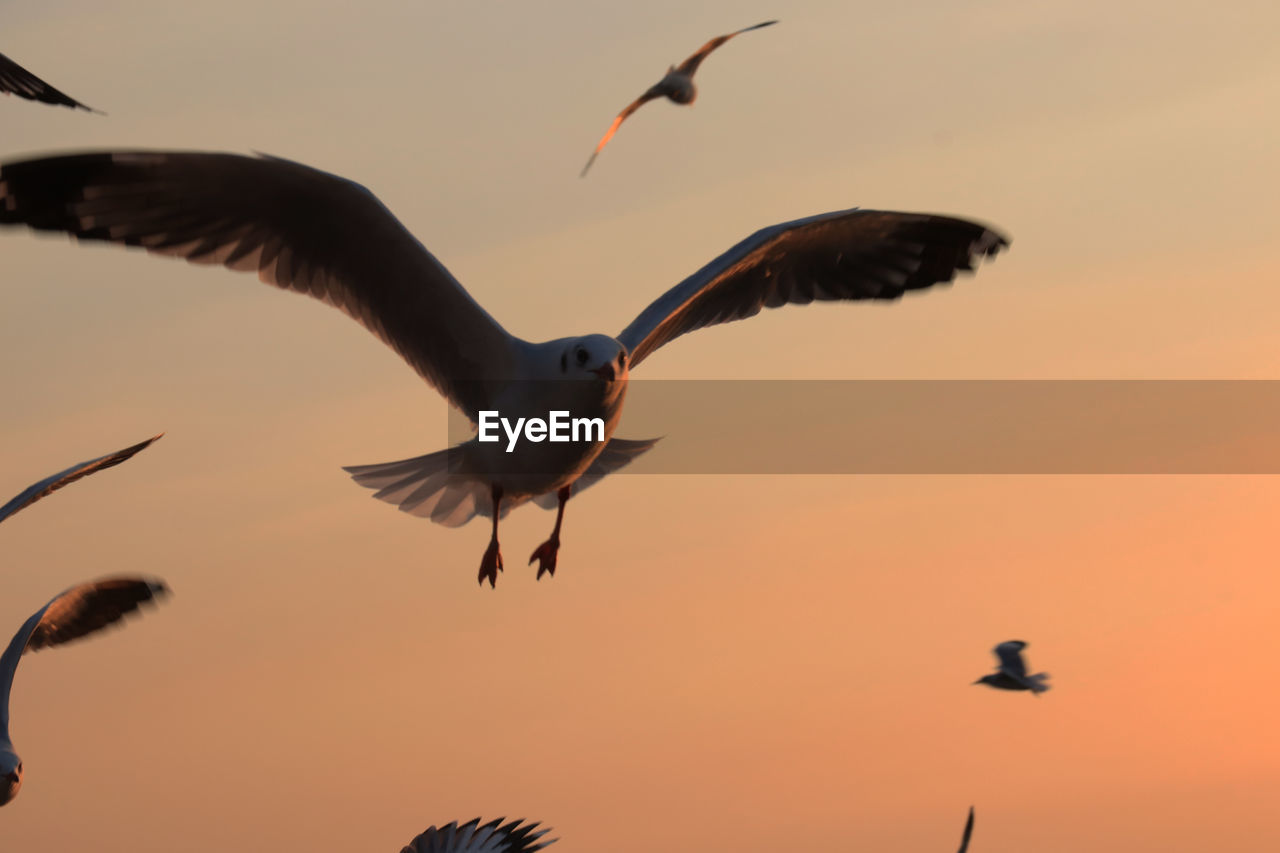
[{"left": 575, "top": 348, "right": 588, "bottom": 366}]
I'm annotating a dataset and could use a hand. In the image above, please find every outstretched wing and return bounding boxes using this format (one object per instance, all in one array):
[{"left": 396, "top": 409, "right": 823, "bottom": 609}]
[
  {"left": 957, "top": 806, "right": 975, "bottom": 853},
  {"left": 401, "top": 817, "right": 556, "bottom": 853},
  {"left": 0, "top": 52, "right": 99, "bottom": 112},
  {"left": 0, "top": 151, "right": 522, "bottom": 418},
  {"left": 993, "top": 640, "right": 1029, "bottom": 678},
  {"left": 618, "top": 208, "right": 1008, "bottom": 367},
  {"left": 0, "top": 577, "right": 169, "bottom": 735},
  {"left": 0, "top": 434, "right": 161, "bottom": 525},
  {"left": 580, "top": 85, "right": 667, "bottom": 177},
  {"left": 674, "top": 20, "right": 778, "bottom": 77}
]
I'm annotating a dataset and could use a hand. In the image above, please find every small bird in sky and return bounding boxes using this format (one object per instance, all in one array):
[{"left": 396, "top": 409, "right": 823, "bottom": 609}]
[
  {"left": 0, "top": 434, "right": 161, "bottom": 524},
  {"left": 957, "top": 806, "right": 975, "bottom": 853},
  {"left": 973, "top": 640, "right": 1051, "bottom": 695},
  {"left": 0, "top": 577, "right": 170, "bottom": 805},
  {"left": 0, "top": 150, "right": 1007, "bottom": 586},
  {"left": 0, "top": 52, "right": 101, "bottom": 113},
  {"left": 580, "top": 20, "right": 777, "bottom": 176},
  {"left": 399, "top": 817, "right": 555, "bottom": 852}
]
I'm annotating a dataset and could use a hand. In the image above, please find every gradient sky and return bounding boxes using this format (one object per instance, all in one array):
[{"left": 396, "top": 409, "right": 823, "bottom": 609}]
[{"left": 3, "top": 1, "right": 1279, "bottom": 851}]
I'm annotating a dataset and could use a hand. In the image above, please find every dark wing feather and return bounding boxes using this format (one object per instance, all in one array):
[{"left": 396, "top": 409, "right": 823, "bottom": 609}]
[
  {"left": 675, "top": 20, "right": 778, "bottom": 77},
  {"left": 993, "top": 640, "right": 1029, "bottom": 678},
  {"left": 0, "top": 151, "right": 520, "bottom": 418},
  {"left": 0, "top": 52, "right": 99, "bottom": 112},
  {"left": 401, "top": 817, "right": 556, "bottom": 852},
  {"left": 581, "top": 85, "right": 666, "bottom": 177},
  {"left": 1, "top": 577, "right": 168, "bottom": 733},
  {"left": 618, "top": 208, "right": 1009, "bottom": 367},
  {"left": 957, "top": 806, "right": 975, "bottom": 853},
  {"left": 0, "top": 434, "right": 161, "bottom": 524}
]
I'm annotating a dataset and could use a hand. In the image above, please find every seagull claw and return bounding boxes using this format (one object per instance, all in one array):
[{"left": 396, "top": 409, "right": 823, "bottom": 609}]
[
  {"left": 529, "top": 536, "right": 560, "bottom": 580},
  {"left": 478, "top": 539, "right": 504, "bottom": 588}
]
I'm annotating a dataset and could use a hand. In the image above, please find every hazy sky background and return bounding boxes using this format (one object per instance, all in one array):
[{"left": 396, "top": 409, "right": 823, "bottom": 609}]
[{"left": 2, "top": 1, "right": 1279, "bottom": 850}]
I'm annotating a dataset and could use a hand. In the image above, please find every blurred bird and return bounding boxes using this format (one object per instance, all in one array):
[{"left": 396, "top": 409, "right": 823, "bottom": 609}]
[
  {"left": 400, "top": 817, "right": 555, "bottom": 852},
  {"left": 957, "top": 806, "right": 974, "bottom": 853},
  {"left": 1, "top": 577, "right": 170, "bottom": 805},
  {"left": 0, "top": 150, "right": 1008, "bottom": 586},
  {"left": 0, "top": 435, "right": 161, "bottom": 524},
  {"left": 973, "top": 640, "right": 1051, "bottom": 695},
  {"left": 1, "top": 52, "right": 101, "bottom": 113},
  {"left": 580, "top": 20, "right": 777, "bottom": 176}
]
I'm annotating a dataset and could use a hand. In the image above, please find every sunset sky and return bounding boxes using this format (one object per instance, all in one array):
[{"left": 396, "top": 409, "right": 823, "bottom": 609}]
[{"left": 3, "top": 1, "right": 1279, "bottom": 851}]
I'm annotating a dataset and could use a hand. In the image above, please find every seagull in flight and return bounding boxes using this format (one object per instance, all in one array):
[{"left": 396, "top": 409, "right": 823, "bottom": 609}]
[
  {"left": 580, "top": 20, "right": 777, "bottom": 176},
  {"left": 1, "top": 52, "right": 101, "bottom": 113},
  {"left": 0, "top": 576, "right": 169, "bottom": 805},
  {"left": 0, "top": 150, "right": 1008, "bottom": 586},
  {"left": 0, "top": 435, "right": 161, "bottom": 525},
  {"left": 956, "top": 806, "right": 974, "bottom": 853},
  {"left": 973, "top": 640, "right": 1050, "bottom": 695},
  {"left": 400, "top": 817, "right": 555, "bottom": 852}
]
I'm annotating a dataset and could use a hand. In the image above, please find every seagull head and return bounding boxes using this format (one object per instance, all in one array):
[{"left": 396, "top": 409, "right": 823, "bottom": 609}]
[
  {"left": 560, "top": 335, "right": 629, "bottom": 385},
  {"left": 0, "top": 751, "right": 23, "bottom": 806}
]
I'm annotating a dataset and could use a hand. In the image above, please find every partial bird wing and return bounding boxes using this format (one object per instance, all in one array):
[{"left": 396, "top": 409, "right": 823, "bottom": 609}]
[
  {"left": 401, "top": 817, "right": 556, "bottom": 853},
  {"left": 674, "top": 20, "right": 778, "bottom": 77},
  {"left": 0, "top": 434, "right": 161, "bottom": 525},
  {"left": 993, "top": 640, "right": 1029, "bottom": 678},
  {"left": 0, "top": 151, "right": 522, "bottom": 418},
  {"left": 581, "top": 84, "right": 667, "bottom": 177},
  {"left": 0, "top": 577, "right": 168, "bottom": 736},
  {"left": 618, "top": 208, "right": 1008, "bottom": 368},
  {"left": 0, "top": 52, "right": 99, "bottom": 112},
  {"left": 957, "top": 806, "right": 975, "bottom": 853}
]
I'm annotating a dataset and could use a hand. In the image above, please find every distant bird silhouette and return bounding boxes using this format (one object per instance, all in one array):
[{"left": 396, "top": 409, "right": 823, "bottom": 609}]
[
  {"left": 400, "top": 817, "right": 555, "bottom": 852},
  {"left": 973, "top": 640, "right": 1050, "bottom": 695},
  {"left": 0, "top": 52, "right": 101, "bottom": 113},
  {"left": 580, "top": 20, "right": 777, "bottom": 176},
  {"left": 957, "top": 806, "right": 974, "bottom": 853},
  {"left": 0, "top": 435, "right": 161, "bottom": 524},
  {"left": 1, "top": 577, "right": 169, "bottom": 805}
]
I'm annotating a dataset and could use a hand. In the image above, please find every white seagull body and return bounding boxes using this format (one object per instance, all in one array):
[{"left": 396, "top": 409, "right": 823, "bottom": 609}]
[
  {"left": 400, "top": 817, "right": 555, "bottom": 852},
  {"left": 973, "top": 640, "right": 1051, "bottom": 695},
  {"left": 0, "top": 150, "right": 1008, "bottom": 585},
  {"left": 0, "top": 434, "right": 161, "bottom": 524},
  {"left": 0, "top": 576, "right": 169, "bottom": 805},
  {"left": 0, "top": 52, "right": 100, "bottom": 113},
  {"left": 581, "top": 20, "right": 778, "bottom": 176}
]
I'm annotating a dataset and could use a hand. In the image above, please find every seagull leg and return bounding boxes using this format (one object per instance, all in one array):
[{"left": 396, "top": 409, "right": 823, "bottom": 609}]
[
  {"left": 529, "top": 485, "right": 571, "bottom": 580},
  {"left": 478, "top": 484, "right": 504, "bottom": 588}
]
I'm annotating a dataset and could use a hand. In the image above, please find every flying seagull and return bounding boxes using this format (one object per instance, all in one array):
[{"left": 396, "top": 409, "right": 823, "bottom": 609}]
[
  {"left": 0, "top": 434, "right": 161, "bottom": 524},
  {"left": 0, "top": 150, "right": 1008, "bottom": 586},
  {"left": 973, "top": 640, "right": 1050, "bottom": 695},
  {"left": 580, "top": 20, "right": 777, "bottom": 176},
  {"left": 0, "top": 52, "right": 100, "bottom": 113},
  {"left": 1, "top": 576, "right": 169, "bottom": 805},
  {"left": 400, "top": 817, "right": 555, "bottom": 852},
  {"left": 957, "top": 806, "right": 974, "bottom": 853}
]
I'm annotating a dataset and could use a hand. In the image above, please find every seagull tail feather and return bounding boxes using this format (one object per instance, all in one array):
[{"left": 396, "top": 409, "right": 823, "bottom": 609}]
[{"left": 343, "top": 448, "right": 489, "bottom": 528}]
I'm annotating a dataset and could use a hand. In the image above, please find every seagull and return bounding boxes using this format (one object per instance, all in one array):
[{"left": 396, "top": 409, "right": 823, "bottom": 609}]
[
  {"left": 400, "top": 817, "right": 555, "bottom": 852},
  {"left": 0, "top": 52, "right": 101, "bottom": 113},
  {"left": 973, "top": 640, "right": 1050, "bottom": 695},
  {"left": 957, "top": 806, "right": 974, "bottom": 853},
  {"left": 1, "top": 576, "right": 169, "bottom": 805},
  {"left": 580, "top": 20, "right": 777, "bottom": 176},
  {"left": 0, "top": 435, "right": 162, "bottom": 525},
  {"left": 0, "top": 150, "right": 1009, "bottom": 586}
]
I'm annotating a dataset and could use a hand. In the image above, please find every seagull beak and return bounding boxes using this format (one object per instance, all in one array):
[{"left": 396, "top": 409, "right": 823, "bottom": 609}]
[{"left": 590, "top": 364, "right": 616, "bottom": 381}]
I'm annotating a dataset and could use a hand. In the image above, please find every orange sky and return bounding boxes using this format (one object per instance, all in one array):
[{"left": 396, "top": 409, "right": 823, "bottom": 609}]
[{"left": 3, "top": 1, "right": 1279, "bottom": 851}]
